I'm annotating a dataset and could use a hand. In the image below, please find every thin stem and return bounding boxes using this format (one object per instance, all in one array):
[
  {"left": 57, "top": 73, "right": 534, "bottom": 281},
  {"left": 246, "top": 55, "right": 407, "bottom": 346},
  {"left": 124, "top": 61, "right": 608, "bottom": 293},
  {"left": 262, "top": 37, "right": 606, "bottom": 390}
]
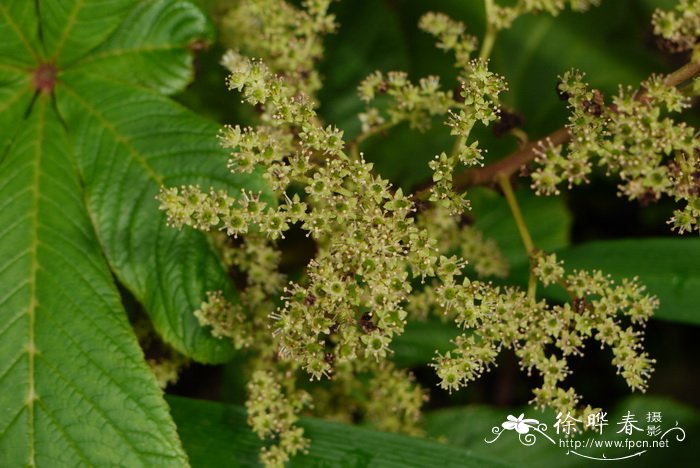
[
  {"left": 497, "top": 174, "right": 535, "bottom": 254},
  {"left": 457, "top": 127, "right": 571, "bottom": 189},
  {"left": 479, "top": 0, "right": 498, "bottom": 61},
  {"left": 350, "top": 144, "right": 359, "bottom": 160},
  {"left": 450, "top": 127, "right": 471, "bottom": 160},
  {"left": 497, "top": 173, "right": 537, "bottom": 301},
  {"left": 664, "top": 60, "right": 700, "bottom": 87}
]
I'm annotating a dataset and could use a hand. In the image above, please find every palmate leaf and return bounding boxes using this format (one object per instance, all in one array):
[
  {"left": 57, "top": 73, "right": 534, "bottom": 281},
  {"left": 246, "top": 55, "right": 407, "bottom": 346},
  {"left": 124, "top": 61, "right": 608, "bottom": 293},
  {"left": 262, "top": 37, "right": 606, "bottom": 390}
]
[
  {"left": 67, "top": 0, "right": 212, "bottom": 93},
  {"left": 0, "top": 97, "right": 185, "bottom": 466},
  {"left": 0, "top": 0, "right": 264, "bottom": 463}
]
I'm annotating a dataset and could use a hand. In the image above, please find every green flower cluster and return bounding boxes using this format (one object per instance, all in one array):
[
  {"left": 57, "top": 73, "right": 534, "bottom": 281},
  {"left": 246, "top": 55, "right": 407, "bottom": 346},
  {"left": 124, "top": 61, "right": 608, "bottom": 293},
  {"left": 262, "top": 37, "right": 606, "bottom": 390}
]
[
  {"left": 432, "top": 252, "right": 657, "bottom": 416},
  {"left": 653, "top": 0, "right": 700, "bottom": 58},
  {"left": 365, "top": 364, "right": 427, "bottom": 436},
  {"left": 418, "top": 12, "right": 478, "bottom": 69},
  {"left": 392, "top": 13, "right": 504, "bottom": 214},
  {"left": 195, "top": 232, "right": 316, "bottom": 465},
  {"left": 159, "top": 44, "right": 442, "bottom": 440},
  {"left": 532, "top": 70, "right": 700, "bottom": 233},
  {"left": 194, "top": 232, "right": 284, "bottom": 350},
  {"left": 485, "top": 0, "right": 601, "bottom": 31},
  {"left": 246, "top": 370, "right": 312, "bottom": 467},
  {"left": 160, "top": 22, "right": 505, "bottom": 381},
  {"left": 357, "top": 71, "right": 453, "bottom": 132},
  {"left": 218, "top": 0, "right": 335, "bottom": 99},
  {"left": 156, "top": 2, "right": 668, "bottom": 464}
]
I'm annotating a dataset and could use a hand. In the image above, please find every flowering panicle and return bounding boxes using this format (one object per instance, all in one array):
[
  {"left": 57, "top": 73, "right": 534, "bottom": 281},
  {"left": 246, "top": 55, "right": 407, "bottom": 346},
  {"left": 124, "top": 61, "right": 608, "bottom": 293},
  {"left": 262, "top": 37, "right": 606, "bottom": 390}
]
[
  {"left": 156, "top": 4, "right": 667, "bottom": 465},
  {"left": 194, "top": 231, "right": 286, "bottom": 351},
  {"left": 194, "top": 291, "right": 240, "bottom": 341},
  {"left": 357, "top": 71, "right": 453, "bottom": 131},
  {"left": 247, "top": 370, "right": 312, "bottom": 467},
  {"left": 428, "top": 152, "right": 472, "bottom": 214},
  {"left": 532, "top": 69, "right": 700, "bottom": 233},
  {"left": 195, "top": 230, "right": 310, "bottom": 466},
  {"left": 365, "top": 364, "right": 427, "bottom": 436},
  {"left": 418, "top": 12, "right": 478, "bottom": 69},
  {"left": 162, "top": 41, "right": 441, "bottom": 384},
  {"left": 356, "top": 15, "right": 507, "bottom": 215},
  {"left": 432, "top": 252, "right": 657, "bottom": 417},
  {"left": 432, "top": 59, "right": 507, "bottom": 212},
  {"left": 219, "top": 0, "right": 335, "bottom": 99}
]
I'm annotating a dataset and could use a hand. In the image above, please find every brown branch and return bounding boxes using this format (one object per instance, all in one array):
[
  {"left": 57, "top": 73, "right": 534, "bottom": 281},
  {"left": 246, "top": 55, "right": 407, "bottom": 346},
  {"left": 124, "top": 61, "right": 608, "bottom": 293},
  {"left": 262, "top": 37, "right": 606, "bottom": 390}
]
[
  {"left": 455, "top": 126, "right": 570, "bottom": 189},
  {"left": 413, "top": 60, "right": 700, "bottom": 200},
  {"left": 665, "top": 60, "right": 700, "bottom": 87}
]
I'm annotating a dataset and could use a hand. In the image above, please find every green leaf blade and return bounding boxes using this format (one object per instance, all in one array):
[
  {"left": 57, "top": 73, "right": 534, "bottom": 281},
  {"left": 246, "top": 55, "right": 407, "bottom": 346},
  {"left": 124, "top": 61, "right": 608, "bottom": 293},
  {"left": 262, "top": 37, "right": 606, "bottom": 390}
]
[
  {"left": 0, "top": 1, "right": 40, "bottom": 66},
  {"left": 0, "top": 71, "right": 33, "bottom": 150},
  {"left": 40, "top": 0, "right": 136, "bottom": 66},
  {"left": 0, "top": 97, "right": 186, "bottom": 466},
  {"left": 56, "top": 72, "right": 268, "bottom": 363},
  {"left": 69, "top": 0, "right": 212, "bottom": 94},
  {"left": 168, "top": 396, "right": 514, "bottom": 468}
]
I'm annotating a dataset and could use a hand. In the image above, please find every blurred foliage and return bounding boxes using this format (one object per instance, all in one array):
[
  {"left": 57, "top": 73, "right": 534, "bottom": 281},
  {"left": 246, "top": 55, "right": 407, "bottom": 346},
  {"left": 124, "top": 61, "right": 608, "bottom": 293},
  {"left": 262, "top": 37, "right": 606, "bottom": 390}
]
[{"left": 169, "top": 395, "right": 512, "bottom": 467}]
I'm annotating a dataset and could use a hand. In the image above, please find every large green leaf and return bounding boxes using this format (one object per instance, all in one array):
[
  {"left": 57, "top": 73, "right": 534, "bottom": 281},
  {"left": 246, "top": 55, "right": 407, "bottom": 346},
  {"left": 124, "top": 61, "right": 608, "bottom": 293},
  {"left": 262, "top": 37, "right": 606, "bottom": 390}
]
[
  {"left": 0, "top": 96, "right": 186, "bottom": 466},
  {"left": 0, "top": 70, "right": 33, "bottom": 150},
  {"left": 0, "top": 0, "right": 266, "bottom": 462},
  {"left": 39, "top": 0, "right": 136, "bottom": 66},
  {"left": 69, "top": 0, "right": 212, "bottom": 94},
  {"left": 168, "top": 395, "right": 514, "bottom": 467},
  {"left": 55, "top": 72, "right": 267, "bottom": 362},
  {"left": 425, "top": 396, "right": 699, "bottom": 467}
]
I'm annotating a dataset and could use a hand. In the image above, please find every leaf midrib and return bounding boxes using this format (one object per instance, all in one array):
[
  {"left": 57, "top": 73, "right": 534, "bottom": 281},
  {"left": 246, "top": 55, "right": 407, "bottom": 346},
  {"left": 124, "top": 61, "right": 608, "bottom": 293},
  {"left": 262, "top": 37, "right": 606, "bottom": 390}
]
[
  {"left": 24, "top": 96, "right": 47, "bottom": 468},
  {"left": 50, "top": 0, "right": 84, "bottom": 62}
]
